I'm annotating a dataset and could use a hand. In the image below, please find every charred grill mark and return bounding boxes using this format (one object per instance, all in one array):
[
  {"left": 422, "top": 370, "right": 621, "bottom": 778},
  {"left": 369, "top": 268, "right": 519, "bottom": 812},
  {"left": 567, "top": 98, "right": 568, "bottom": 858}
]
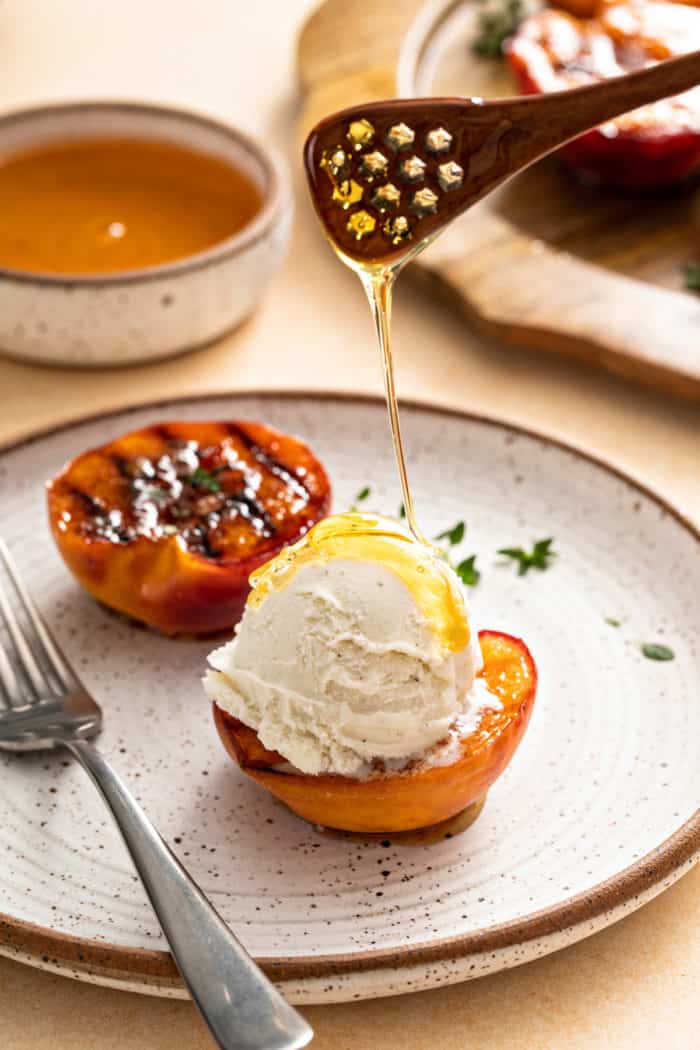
[
  {"left": 69, "top": 486, "right": 103, "bottom": 515},
  {"left": 61, "top": 425, "right": 324, "bottom": 555},
  {"left": 69, "top": 486, "right": 131, "bottom": 544},
  {"left": 224, "top": 423, "right": 311, "bottom": 502},
  {"left": 191, "top": 526, "right": 222, "bottom": 560},
  {"left": 227, "top": 490, "right": 274, "bottom": 535},
  {"left": 150, "top": 423, "right": 177, "bottom": 444},
  {"left": 202, "top": 533, "right": 221, "bottom": 559},
  {"left": 109, "top": 454, "right": 132, "bottom": 478},
  {"left": 251, "top": 447, "right": 310, "bottom": 501},
  {"left": 224, "top": 422, "right": 257, "bottom": 451}
]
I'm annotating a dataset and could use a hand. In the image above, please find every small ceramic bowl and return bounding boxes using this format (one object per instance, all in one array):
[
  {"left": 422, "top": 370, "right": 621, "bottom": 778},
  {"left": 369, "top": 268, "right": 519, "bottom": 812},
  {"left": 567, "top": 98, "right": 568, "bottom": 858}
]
[{"left": 0, "top": 101, "right": 292, "bottom": 367}]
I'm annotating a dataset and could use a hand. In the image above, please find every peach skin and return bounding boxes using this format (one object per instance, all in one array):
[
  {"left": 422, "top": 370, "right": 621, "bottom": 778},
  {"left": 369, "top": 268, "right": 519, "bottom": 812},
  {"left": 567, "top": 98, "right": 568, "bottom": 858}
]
[
  {"left": 214, "top": 630, "right": 537, "bottom": 833},
  {"left": 47, "top": 420, "right": 331, "bottom": 635}
]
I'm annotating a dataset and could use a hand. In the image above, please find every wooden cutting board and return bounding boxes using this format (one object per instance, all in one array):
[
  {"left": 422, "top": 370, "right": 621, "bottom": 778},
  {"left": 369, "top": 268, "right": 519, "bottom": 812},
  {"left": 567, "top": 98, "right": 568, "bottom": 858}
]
[{"left": 297, "top": 0, "right": 700, "bottom": 399}]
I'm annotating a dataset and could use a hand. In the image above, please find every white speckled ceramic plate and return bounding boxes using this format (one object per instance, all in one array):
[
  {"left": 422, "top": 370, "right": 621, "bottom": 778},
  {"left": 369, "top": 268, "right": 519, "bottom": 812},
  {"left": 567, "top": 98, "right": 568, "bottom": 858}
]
[{"left": 0, "top": 393, "right": 698, "bottom": 1004}]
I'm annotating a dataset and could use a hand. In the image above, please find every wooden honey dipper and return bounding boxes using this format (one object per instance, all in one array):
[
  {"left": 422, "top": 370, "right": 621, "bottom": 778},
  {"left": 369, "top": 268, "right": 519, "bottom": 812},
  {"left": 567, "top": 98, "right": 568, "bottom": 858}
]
[
  {"left": 303, "top": 52, "right": 700, "bottom": 544},
  {"left": 304, "top": 51, "right": 700, "bottom": 267}
]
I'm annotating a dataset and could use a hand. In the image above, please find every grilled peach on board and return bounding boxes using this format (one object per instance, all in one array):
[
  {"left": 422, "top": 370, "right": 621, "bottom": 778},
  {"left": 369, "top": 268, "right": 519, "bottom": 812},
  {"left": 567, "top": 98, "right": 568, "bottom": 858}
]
[{"left": 508, "top": 1, "right": 700, "bottom": 187}]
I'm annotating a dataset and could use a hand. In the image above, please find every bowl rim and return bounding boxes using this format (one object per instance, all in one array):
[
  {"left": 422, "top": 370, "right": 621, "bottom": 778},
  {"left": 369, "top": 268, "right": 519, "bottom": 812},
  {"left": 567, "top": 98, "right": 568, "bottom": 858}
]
[{"left": 0, "top": 99, "right": 290, "bottom": 288}]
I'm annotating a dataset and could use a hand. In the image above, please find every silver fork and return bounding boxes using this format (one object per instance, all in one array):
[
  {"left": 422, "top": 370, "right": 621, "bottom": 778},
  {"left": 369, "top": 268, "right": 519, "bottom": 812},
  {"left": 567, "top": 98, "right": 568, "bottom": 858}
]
[{"left": 0, "top": 537, "right": 312, "bottom": 1050}]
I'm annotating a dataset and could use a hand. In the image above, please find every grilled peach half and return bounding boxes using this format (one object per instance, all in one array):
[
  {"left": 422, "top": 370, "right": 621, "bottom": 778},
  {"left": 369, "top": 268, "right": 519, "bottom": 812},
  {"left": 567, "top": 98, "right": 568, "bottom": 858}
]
[
  {"left": 507, "top": 2, "right": 700, "bottom": 187},
  {"left": 213, "top": 630, "right": 537, "bottom": 833},
  {"left": 47, "top": 421, "right": 331, "bottom": 635}
]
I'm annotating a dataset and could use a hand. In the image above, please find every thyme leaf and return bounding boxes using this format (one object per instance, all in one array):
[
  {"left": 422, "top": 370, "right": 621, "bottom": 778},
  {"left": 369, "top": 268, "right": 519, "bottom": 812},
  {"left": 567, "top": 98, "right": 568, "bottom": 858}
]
[
  {"left": 684, "top": 263, "right": 700, "bottom": 291},
  {"left": 436, "top": 520, "right": 466, "bottom": 546},
  {"left": 498, "top": 537, "right": 556, "bottom": 576},
  {"left": 472, "top": 0, "right": 524, "bottom": 59},
  {"left": 189, "top": 467, "right": 223, "bottom": 493},
  {"left": 456, "top": 554, "right": 481, "bottom": 587},
  {"left": 641, "top": 642, "right": 674, "bottom": 661}
]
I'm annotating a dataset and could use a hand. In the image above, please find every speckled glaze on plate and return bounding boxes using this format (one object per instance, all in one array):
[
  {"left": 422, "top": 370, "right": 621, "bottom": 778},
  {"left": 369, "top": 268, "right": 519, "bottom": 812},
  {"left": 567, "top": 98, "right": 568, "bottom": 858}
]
[{"left": 0, "top": 393, "right": 698, "bottom": 1004}]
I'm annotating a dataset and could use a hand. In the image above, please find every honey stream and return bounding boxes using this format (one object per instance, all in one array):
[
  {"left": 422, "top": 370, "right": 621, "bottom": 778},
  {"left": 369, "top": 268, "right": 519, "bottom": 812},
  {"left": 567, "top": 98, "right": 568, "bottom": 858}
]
[
  {"left": 304, "top": 116, "right": 486, "bottom": 839},
  {"left": 334, "top": 242, "right": 434, "bottom": 547},
  {"left": 358, "top": 265, "right": 429, "bottom": 546}
]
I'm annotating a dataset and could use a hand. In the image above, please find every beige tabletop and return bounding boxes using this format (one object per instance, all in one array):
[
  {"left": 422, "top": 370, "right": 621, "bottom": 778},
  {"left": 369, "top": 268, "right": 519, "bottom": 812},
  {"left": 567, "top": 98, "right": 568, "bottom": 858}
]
[{"left": 1, "top": 1, "right": 699, "bottom": 1047}]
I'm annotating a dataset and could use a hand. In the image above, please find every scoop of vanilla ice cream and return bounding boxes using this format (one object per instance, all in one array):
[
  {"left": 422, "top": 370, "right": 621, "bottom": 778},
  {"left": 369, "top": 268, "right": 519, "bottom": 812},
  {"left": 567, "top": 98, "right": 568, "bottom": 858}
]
[{"left": 204, "top": 514, "right": 485, "bottom": 778}]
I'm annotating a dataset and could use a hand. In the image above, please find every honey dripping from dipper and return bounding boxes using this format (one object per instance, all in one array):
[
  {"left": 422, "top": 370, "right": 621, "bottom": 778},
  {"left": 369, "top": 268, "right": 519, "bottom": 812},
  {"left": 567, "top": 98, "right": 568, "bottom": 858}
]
[
  {"left": 303, "top": 108, "right": 475, "bottom": 545},
  {"left": 304, "top": 67, "right": 700, "bottom": 539}
]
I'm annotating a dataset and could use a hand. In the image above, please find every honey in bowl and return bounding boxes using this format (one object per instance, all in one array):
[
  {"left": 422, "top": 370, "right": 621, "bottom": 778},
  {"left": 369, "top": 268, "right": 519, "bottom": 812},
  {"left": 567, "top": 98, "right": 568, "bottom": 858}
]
[{"left": 0, "top": 137, "right": 263, "bottom": 275}]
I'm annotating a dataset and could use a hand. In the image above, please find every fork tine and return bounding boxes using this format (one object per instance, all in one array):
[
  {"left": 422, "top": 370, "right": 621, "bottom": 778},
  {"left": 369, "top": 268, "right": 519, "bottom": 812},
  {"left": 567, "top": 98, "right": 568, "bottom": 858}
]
[
  {"left": 0, "top": 539, "right": 69, "bottom": 698},
  {"left": 0, "top": 641, "right": 23, "bottom": 708},
  {"left": 0, "top": 580, "right": 48, "bottom": 701}
]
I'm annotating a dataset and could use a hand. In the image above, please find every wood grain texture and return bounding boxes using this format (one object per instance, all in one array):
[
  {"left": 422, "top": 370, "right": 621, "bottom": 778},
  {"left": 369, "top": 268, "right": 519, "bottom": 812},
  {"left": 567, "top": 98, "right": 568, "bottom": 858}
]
[
  {"left": 297, "top": 0, "right": 700, "bottom": 399},
  {"left": 297, "top": 0, "right": 424, "bottom": 127}
]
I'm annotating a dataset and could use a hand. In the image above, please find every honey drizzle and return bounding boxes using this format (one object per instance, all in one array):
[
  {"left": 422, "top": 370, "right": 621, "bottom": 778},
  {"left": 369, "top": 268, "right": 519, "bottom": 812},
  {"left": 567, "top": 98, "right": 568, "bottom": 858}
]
[
  {"left": 248, "top": 512, "right": 470, "bottom": 653},
  {"left": 311, "top": 115, "right": 452, "bottom": 545},
  {"left": 358, "top": 265, "right": 428, "bottom": 546}
]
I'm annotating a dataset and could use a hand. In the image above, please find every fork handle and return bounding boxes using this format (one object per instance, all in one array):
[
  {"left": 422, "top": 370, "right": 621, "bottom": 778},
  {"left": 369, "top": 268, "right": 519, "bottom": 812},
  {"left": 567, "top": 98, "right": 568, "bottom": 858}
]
[{"left": 65, "top": 739, "right": 312, "bottom": 1050}]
